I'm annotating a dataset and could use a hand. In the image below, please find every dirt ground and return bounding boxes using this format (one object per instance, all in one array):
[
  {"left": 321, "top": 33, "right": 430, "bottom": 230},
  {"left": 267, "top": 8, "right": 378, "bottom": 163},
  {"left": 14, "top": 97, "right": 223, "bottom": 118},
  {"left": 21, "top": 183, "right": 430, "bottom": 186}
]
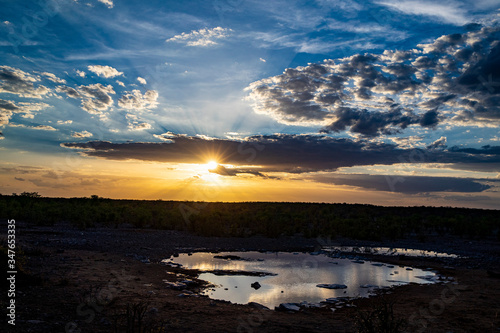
[{"left": 1, "top": 221, "right": 500, "bottom": 332}]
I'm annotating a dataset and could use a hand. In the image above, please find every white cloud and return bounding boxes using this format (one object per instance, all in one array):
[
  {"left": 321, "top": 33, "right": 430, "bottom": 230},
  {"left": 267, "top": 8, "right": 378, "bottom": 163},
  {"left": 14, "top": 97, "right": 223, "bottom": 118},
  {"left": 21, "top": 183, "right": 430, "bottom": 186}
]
[
  {"left": 97, "top": 0, "right": 114, "bottom": 8},
  {"left": 376, "top": 0, "right": 469, "bottom": 25},
  {"left": 78, "top": 84, "right": 115, "bottom": 114},
  {"left": 245, "top": 26, "right": 500, "bottom": 136},
  {"left": 72, "top": 130, "right": 93, "bottom": 138},
  {"left": 116, "top": 80, "right": 125, "bottom": 87},
  {"left": 118, "top": 90, "right": 158, "bottom": 111},
  {"left": 259, "top": 58, "right": 266, "bottom": 62},
  {"left": 128, "top": 122, "right": 152, "bottom": 131},
  {"left": 58, "top": 83, "right": 115, "bottom": 114},
  {"left": 137, "top": 77, "right": 147, "bottom": 85},
  {"left": 87, "top": 65, "right": 123, "bottom": 78},
  {"left": 9, "top": 123, "right": 56, "bottom": 131},
  {"left": 76, "top": 70, "right": 86, "bottom": 78},
  {"left": 57, "top": 120, "right": 73, "bottom": 125},
  {"left": 39, "top": 72, "right": 66, "bottom": 84},
  {"left": 166, "top": 27, "right": 232, "bottom": 46},
  {"left": 153, "top": 132, "right": 175, "bottom": 142}
]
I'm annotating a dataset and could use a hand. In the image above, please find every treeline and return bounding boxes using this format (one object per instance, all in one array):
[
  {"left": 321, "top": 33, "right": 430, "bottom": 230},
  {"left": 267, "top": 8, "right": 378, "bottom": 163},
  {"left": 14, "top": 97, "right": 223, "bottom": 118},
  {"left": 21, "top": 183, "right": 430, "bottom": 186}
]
[{"left": 1, "top": 193, "right": 499, "bottom": 241}]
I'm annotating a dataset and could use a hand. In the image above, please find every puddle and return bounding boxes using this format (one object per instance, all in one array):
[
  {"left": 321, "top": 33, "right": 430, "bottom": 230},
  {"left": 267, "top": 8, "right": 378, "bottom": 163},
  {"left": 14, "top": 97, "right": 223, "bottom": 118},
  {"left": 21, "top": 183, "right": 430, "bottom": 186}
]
[
  {"left": 166, "top": 251, "right": 443, "bottom": 309},
  {"left": 322, "top": 246, "right": 460, "bottom": 258}
]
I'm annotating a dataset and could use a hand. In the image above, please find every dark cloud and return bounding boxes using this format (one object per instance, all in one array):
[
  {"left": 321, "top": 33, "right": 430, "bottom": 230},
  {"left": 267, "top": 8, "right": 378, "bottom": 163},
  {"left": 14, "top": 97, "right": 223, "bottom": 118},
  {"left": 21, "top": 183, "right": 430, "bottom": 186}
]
[
  {"left": 209, "top": 164, "right": 266, "bottom": 177},
  {"left": 246, "top": 26, "right": 500, "bottom": 136},
  {"left": 419, "top": 109, "right": 439, "bottom": 128},
  {"left": 56, "top": 86, "right": 81, "bottom": 99},
  {"left": 321, "top": 106, "right": 420, "bottom": 136},
  {"left": 309, "top": 173, "right": 493, "bottom": 194},
  {"left": 62, "top": 134, "right": 500, "bottom": 173},
  {"left": 0, "top": 66, "right": 50, "bottom": 98},
  {"left": 449, "top": 145, "right": 500, "bottom": 155},
  {"left": 0, "top": 98, "right": 50, "bottom": 126}
]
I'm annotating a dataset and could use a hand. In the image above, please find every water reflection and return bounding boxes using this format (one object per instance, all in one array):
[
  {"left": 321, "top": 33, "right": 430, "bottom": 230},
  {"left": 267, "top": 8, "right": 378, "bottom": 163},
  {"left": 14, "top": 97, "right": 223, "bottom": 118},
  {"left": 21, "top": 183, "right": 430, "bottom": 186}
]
[{"left": 169, "top": 251, "right": 439, "bottom": 309}]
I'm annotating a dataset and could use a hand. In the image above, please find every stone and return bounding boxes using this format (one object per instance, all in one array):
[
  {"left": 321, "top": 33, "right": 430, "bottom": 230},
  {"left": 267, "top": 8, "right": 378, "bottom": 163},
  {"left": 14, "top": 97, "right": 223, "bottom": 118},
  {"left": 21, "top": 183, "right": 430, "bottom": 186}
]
[
  {"left": 251, "top": 282, "right": 261, "bottom": 290},
  {"left": 276, "top": 303, "right": 301, "bottom": 312},
  {"left": 316, "top": 283, "right": 348, "bottom": 289},
  {"left": 248, "top": 302, "right": 270, "bottom": 310}
]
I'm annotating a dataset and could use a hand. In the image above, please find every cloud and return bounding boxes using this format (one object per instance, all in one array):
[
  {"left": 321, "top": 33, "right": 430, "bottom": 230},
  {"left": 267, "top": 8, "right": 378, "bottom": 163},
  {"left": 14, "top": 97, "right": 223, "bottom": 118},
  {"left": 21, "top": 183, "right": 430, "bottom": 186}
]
[
  {"left": 56, "top": 86, "right": 81, "bottom": 99},
  {"left": 153, "top": 132, "right": 175, "bottom": 142},
  {"left": 57, "top": 120, "right": 73, "bottom": 125},
  {"left": 166, "top": 27, "right": 232, "bottom": 46},
  {"left": 208, "top": 164, "right": 268, "bottom": 178},
  {"left": 137, "top": 77, "right": 147, "bottom": 85},
  {"left": 72, "top": 130, "right": 93, "bottom": 138},
  {"left": 10, "top": 123, "right": 56, "bottom": 131},
  {"left": 427, "top": 136, "right": 447, "bottom": 149},
  {"left": 58, "top": 84, "right": 115, "bottom": 114},
  {"left": 76, "top": 70, "right": 86, "bottom": 78},
  {"left": 309, "top": 173, "right": 493, "bottom": 193},
  {"left": 245, "top": 26, "right": 500, "bottom": 136},
  {"left": 376, "top": 0, "right": 469, "bottom": 25},
  {"left": 0, "top": 98, "right": 50, "bottom": 126},
  {"left": 259, "top": 58, "right": 266, "bottom": 62},
  {"left": 128, "top": 122, "right": 152, "bottom": 131},
  {"left": 97, "top": 0, "right": 114, "bottom": 8},
  {"left": 116, "top": 80, "right": 125, "bottom": 87},
  {"left": 87, "top": 65, "right": 123, "bottom": 78},
  {"left": 38, "top": 72, "right": 66, "bottom": 84},
  {"left": 118, "top": 90, "right": 158, "bottom": 111},
  {"left": 0, "top": 66, "right": 50, "bottom": 98},
  {"left": 61, "top": 134, "right": 500, "bottom": 174}
]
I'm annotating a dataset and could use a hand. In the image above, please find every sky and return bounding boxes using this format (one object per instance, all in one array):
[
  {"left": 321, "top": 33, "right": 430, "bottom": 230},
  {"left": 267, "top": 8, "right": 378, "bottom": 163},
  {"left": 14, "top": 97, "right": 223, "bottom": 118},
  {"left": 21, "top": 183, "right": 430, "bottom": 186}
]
[{"left": 0, "top": 0, "right": 499, "bottom": 209}]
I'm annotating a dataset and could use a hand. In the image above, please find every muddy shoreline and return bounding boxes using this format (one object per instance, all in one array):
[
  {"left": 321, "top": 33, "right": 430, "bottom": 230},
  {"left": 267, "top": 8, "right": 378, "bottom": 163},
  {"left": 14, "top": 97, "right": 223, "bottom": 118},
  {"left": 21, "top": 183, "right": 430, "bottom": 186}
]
[{"left": 1, "top": 220, "right": 499, "bottom": 332}]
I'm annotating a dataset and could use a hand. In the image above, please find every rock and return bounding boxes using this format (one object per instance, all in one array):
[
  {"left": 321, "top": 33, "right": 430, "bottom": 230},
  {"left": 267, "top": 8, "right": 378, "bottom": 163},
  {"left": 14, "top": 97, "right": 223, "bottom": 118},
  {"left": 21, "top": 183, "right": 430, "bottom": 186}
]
[
  {"left": 360, "top": 284, "right": 378, "bottom": 288},
  {"left": 248, "top": 302, "right": 270, "bottom": 310},
  {"left": 214, "top": 255, "right": 242, "bottom": 260},
  {"left": 415, "top": 275, "right": 436, "bottom": 281},
  {"left": 352, "top": 260, "right": 365, "bottom": 264},
  {"left": 163, "top": 281, "right": 187, "bottom": 290},
  {"left": 316, "top": 283, "right": 348, "bottom": 289},
  {"left": 251, "top": 282, "right": 261, "bottom": 290},
  {"left": 406, "top": 268, "right": 413, "bottom": 271},
  {"left": 371, "top": 263, "right": 384, "bottom": 267},
  {"left": 276, "top": 303, "right": 301, "bottom": 312},
  {"left": 180, "top": 279, "right": 196, "bottom": 286}
]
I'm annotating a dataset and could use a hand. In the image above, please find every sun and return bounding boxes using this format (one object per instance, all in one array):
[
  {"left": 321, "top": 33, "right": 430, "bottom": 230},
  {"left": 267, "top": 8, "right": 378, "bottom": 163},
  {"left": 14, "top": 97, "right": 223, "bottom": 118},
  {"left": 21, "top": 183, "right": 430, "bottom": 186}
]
[{"left": 206, "top": 161, "right": 218, "bottom": 170}]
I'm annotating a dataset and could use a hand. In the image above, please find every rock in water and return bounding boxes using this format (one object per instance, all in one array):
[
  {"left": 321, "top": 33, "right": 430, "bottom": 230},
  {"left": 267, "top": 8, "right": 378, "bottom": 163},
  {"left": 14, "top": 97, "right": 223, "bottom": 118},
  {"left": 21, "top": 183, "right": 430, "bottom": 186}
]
[
  {"left": 251, "top": 282, "right": 261, "bottom": 290},
  {"left": 316, "top": 283, "right": 348, "bottom": 289}
]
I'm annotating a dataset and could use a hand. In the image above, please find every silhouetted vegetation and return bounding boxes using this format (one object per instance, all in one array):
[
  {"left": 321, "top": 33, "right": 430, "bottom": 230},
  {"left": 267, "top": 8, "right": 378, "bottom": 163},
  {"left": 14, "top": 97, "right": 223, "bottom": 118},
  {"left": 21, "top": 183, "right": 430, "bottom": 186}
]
[
  {"left": 354, "top": 297, "right": 407, "bottom": 333},
  {"left": 0, "top": 193, "right": 499, "bottom": 241}
]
